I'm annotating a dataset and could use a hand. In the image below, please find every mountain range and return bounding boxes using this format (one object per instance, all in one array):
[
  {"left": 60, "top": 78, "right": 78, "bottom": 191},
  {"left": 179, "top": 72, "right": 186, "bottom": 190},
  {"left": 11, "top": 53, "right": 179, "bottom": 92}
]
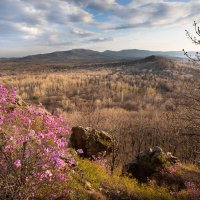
[{"left": 0, "top": 49, "right": 193, "bottom": 64}]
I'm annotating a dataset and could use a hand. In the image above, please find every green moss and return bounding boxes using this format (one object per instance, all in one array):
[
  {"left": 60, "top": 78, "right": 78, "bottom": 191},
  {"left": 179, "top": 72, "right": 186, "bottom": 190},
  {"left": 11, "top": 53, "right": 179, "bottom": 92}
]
[
  {"left": 135, "top": 185, "right": 176, "bottom": 200},
  {"left": 98, "top": 138, "right": 112, "bottom": 147},
  {"left": 76, "top": 157, "right": 109, "bottom": 189},
  {"left": 67, "top": 153, "right": 175, "bottom": 200}
]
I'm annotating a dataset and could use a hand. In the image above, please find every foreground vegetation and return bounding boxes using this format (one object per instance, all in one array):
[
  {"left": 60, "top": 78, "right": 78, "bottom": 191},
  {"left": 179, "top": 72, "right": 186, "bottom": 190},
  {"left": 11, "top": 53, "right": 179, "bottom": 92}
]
[
  {"left": 0, "top": 56, "right": 199, "bottom": 199},
  {"left": 67, "top": 154, "right": 200, "bottom": 200},
  {"left": 0, "top": 57, "right": 199, "bottom": 166},
  {"left": 0, "top": 86, "right": 73, "bottom": 199},
  {"left": 0, "top": 84, "right": 199, "bottom": 199}
]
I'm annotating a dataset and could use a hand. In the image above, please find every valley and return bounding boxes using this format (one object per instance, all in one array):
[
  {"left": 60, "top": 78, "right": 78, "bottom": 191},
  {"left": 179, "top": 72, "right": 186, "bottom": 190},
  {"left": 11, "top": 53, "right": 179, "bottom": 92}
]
[{"left": 1, "top": 53, "right": 199, "bottom": 165}]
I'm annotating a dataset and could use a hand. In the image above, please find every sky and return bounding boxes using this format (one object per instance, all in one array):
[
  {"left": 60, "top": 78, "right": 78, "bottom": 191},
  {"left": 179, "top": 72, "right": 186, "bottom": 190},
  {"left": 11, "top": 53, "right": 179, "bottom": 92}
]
[{"left": 0, "top": 0, "right": 200, "bottom": 57}]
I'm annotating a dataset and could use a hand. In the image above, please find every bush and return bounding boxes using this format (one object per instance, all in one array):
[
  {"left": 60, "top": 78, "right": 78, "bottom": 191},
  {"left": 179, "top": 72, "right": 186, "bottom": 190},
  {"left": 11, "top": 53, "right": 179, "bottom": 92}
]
[{"left": 0, "top": 85, "right": 73, "bottom": 199}]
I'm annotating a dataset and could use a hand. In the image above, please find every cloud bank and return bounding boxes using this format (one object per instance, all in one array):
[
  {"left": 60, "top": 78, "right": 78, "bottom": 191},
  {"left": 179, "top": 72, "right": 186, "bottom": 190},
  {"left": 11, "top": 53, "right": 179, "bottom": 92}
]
[{"left": 0, "top": 0, "right": 199, "bottom": 56}]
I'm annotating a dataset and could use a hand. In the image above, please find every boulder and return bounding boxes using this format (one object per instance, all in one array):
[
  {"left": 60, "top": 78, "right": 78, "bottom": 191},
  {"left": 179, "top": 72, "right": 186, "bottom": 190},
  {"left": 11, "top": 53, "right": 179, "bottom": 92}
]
[
  {"left": 122, "top": 146, "right": 178, "bottom": 182},
  {"left": 15, "top": 95, "right": 27, "bottom": 107},
  {"left": 70, "top": 126, "right": 113, "bottom": 158}
]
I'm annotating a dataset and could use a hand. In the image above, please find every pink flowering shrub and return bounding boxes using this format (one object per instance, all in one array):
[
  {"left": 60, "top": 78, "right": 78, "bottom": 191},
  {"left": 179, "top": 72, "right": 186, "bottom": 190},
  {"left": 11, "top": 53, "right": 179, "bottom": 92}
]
[
  {"left": 173, "top": 181, "right": 200, "bottom": 200},
  {"left": 160, "top": 165, "right": 178, "bottom": 176},
  {"left": 153, "top": 164, "right": 200, "bottom": 199},
  {"left": 153, "top": 165, "right": 184, "bottom": 191},
  {"left": 182, "top": 181, "right": 200, "bottom": 200},
  {"left": 0, "top": 85, "right": 73, "bottom": 199}
]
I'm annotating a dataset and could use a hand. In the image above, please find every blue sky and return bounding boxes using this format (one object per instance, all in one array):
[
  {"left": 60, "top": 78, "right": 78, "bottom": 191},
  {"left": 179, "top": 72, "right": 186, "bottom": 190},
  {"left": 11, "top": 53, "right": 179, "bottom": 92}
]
[{"left": 0, "top": 0, "right": 199, "bottom": 57}]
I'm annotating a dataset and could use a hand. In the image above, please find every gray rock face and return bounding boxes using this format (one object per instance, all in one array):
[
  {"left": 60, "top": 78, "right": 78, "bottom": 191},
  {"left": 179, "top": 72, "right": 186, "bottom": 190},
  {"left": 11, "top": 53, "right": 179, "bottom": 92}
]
[
  {"left": 70, "top": 126, "right": 113, "bottom": 158},
  {"left": 122, "top": 146, "right": 178, "bottom": 182}
]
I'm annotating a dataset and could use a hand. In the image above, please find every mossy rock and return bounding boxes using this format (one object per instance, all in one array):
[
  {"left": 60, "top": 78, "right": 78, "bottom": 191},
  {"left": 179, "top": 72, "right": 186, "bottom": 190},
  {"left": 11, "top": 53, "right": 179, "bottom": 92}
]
[
  {"left": 122, "top": 146, "right": 178, "bottom": 182},
  {"left": 70, "top": 126, "right": 113, "bottom": 158}
]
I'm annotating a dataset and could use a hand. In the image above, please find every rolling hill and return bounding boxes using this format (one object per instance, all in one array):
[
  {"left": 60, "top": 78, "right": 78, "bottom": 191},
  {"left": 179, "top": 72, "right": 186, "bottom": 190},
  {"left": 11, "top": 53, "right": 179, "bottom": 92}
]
[{"left": 0, "top": 49, "right": 192, "bottom": 64}]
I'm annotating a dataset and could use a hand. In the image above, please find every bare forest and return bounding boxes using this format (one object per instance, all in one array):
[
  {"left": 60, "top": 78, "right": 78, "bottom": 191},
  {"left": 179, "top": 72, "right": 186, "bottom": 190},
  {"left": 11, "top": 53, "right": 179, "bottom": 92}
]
[{"left": 1, "top": 56, "right": 200, "bottom": 169}]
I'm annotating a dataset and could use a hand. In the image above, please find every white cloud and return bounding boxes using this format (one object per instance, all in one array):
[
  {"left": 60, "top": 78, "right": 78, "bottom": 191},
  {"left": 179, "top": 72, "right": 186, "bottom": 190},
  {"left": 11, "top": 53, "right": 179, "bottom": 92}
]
[
  {"left": 87, "top": 37, "right": 114, "bottom": 42},
  {"left": 71, "top": 28, "right": 96, "bottom": 37},
  {"left": 0, "top": 0, "right": 199, "bottom": 56},
  {"left": 15, "top": 24, "right": 43, "bottom": 37},
  {"left": 107, "top": 0, "right": 200, "bottom": 30}
]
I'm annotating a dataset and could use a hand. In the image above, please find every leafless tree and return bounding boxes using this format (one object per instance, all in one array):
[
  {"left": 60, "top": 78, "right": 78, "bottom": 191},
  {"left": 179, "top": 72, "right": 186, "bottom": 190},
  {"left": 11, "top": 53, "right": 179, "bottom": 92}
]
[{"left": 183, "top": 20, "right": 200, "bottom": 61}]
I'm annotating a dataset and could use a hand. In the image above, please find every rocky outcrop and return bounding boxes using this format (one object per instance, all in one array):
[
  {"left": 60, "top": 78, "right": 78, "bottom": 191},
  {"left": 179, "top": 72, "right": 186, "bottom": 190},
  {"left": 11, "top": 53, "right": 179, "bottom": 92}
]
[
  {"left": 70, "top": 126, "right": 113, "bottom": 158},
  {"left": 122, "top": 146, "right": 178, "bottom": 182}
]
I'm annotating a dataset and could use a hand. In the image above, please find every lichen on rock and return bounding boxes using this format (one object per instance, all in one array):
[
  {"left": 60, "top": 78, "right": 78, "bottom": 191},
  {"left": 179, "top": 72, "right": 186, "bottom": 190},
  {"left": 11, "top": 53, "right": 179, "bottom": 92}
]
[
  {"left": 122, "top": 146, "right": 179, "bottom": 182},
  {"left": 70, "top": 126, "right": 113, "bottom": 158}
]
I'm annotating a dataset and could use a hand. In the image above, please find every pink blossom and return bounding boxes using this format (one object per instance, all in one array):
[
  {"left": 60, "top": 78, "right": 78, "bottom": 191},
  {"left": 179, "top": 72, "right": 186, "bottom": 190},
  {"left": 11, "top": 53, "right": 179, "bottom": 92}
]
[
  {"left": 45, "top": 170, "right": 53, "bottom": 177},
  {"left": 56, "top": 173, "right": 67, "bottom": 182},
  {"left": 0, "top": 116, "right": 4, "bottom": 124},
  {"left": 9, "top": 136, "right": 14, "bottom": 141},
  {"left": 184, "top": 181, "right": 197, "bottom": 190},
  {"left": 77, "top": 149, "right": 84, "bottom": 154},
  {"left": 0, "top": 85, "right": 72, "bottom": 199},
  {"left": 4, "top": 145, "right": 13, "bottom": 152},
  {"left": 54, "top": 157, "right": 66, "bottom": 169},
  {"left": 14, "top": 159, "right": 21, "bottom": 168},
  {"left": 67, "top": 157, "right": 75, "bottom": 166}
]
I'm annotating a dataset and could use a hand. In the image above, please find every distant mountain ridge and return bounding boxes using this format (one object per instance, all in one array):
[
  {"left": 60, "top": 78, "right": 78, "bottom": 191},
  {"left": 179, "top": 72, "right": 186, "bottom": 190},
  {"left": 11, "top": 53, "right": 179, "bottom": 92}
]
[
  {"left": 102, "top": 49, "right": 188, "bottom": 58},
  {"left": 15, "top": 49, "right": 107, "bottom": 62},
  {"left": 1, "top": 49, "right": 193, "bottom": 64}
]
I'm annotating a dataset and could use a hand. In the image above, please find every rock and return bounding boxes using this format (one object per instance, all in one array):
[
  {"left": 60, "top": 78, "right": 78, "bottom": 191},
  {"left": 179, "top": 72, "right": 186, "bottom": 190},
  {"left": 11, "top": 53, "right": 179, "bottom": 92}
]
[
  {"left": 70, "top": 126, "right": 113, "bottom": 158},
  {"left": 88, "top": 191, "right": 107, "bottom": 200},
  {"left": 85, "top": 181, "right": 93, "bottom": 191},
  {"left": 166, "top": 152, "right": 179, "bottom": 164},
  {"left": 84, "top": 180, "right": 106, "bottom": 200},
  {"left": 122, "top": 146, "right": 178, "bottom": 182},
  {"left": 15, "top": 95, "right": 27, "bottom": 107}
]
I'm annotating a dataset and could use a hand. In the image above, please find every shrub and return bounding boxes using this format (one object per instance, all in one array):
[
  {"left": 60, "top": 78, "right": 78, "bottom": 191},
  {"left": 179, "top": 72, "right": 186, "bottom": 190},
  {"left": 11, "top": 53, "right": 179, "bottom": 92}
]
[{"left": 0, "top": 85, "right": 73, "bottom": 199}]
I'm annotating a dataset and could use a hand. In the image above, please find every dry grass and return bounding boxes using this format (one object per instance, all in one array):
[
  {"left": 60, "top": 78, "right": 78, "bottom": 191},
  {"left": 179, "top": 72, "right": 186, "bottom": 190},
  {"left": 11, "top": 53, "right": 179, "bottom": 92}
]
[{"left": 0, "top": 60, "right": 200, "bottom": 166}]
